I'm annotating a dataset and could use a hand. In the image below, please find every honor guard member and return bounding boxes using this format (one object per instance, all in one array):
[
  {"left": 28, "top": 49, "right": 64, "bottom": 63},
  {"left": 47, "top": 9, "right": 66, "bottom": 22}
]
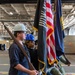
[
  {"left": 8, "top": 23, "right": 38, "bottom": 75},
  {"left": 25, "top": 34, "right": 38, "bottom": 70}
]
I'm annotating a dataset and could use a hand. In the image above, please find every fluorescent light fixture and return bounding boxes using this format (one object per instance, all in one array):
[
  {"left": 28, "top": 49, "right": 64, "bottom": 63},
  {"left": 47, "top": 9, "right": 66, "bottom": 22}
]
[
  {"left": 6, "top": 40, "right": 9, "bottom": 42},
  {"left": 9, "top": 12, "right": 13, "bottom": 15}
]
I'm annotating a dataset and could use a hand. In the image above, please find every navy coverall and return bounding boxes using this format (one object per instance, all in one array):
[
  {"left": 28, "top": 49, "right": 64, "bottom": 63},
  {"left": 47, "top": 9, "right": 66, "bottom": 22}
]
[
  {"left": 28, "top": 48, "right": 38, "bottom": 70},
  {"left": 8, "top": 42, "right": 30, "bottom": 75}
]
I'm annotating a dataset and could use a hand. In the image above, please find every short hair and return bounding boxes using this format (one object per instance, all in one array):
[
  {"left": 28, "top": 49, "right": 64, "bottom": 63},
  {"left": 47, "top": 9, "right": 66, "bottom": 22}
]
[
  {"left": 14, "top": 31, "right": 24, "bottom": 37},
  {"left": 25, "top": 40, "right": 30, "bottom": 44},
  {"left": 14, "top": 31, "right": 18, "bottom": 37}
]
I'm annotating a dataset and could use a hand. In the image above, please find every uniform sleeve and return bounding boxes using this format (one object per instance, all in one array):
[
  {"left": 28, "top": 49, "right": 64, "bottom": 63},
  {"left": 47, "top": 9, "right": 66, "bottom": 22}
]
[{"left": 9, "top": 44, "right": 20, "bottom": 67}]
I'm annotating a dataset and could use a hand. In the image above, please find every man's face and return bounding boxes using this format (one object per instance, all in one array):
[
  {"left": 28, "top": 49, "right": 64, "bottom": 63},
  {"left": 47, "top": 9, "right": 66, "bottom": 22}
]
[
  {"left": 17, "top": 31, "right": 25, "bottom": 41},
  {"left": 28, "top": 41, "right": 35, "bottom": 48}
]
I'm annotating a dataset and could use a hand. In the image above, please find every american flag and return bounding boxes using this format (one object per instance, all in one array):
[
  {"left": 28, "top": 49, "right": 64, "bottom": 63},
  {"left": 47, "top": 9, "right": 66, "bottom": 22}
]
[{"left": 46, "top": 0, "right": 57, "bottom": 65}]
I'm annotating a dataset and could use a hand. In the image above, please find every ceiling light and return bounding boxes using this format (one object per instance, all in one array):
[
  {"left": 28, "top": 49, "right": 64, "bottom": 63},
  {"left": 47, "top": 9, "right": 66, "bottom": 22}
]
[
  {"left": 9, "top": 12, "right": 13, "bottom": 15},
  {"left": 6, "top": 40, "right": 9, "bottom": 42}
]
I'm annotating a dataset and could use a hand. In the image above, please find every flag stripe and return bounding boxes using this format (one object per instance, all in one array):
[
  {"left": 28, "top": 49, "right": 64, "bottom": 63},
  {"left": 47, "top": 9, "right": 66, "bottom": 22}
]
[
  {"left": 46, "top": 2, "right": 51, "bottom": 8},
  {"left": 46, "top": 16, "right": 53, "bottom": 25},
  {"left": 50, "top": 34, "right": 55, "bottom": 46},
  {"left": 46, "top": 12, "right": 52, "bottom": 18},
  {"left": 47, "top": 29, "right": 53, "bottom": 38},
  {"left": 46, "top": 21, "right": 53, "bottom": 28},
  {"left": 46, "top": 0, "right": 57, "bottom": 65},
  {"left": 46, "top": 8, "right": 53, "bottom": 16},
  {"left": 47, "top": 36, "right": 56, "bottom": 59},
  {"left": 50, "top": 46, "right": 56, "bottom": 59}
]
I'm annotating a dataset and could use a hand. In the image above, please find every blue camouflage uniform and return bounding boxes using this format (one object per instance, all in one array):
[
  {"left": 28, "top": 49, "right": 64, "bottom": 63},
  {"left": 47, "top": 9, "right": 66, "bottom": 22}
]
[{"left": 8, "top": 42, "right": 30, "bottom": 75}]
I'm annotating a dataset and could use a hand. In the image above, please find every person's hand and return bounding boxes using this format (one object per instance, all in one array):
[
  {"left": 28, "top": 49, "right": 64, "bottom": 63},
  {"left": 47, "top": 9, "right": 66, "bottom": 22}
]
[{"left": 29, "top": 70, "right": 38, "bottom": 75}]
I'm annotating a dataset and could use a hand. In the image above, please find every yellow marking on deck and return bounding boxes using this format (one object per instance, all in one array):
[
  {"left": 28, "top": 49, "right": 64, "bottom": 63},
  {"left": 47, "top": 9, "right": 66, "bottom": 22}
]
[
  {"left": 0, "top": 64, "right": 9, "bottom": 66},
  {"left": 66, "top": 73, "right": 75, "bottom": 75},
  {"left": 62, "top": 65, "right": 75, "bottom": 66},
  {"left": 0, "top": 72, "right": 8, "bottom": 74},
  {"left": 0, "top": 54, "right": 8, "bottom": 56}
]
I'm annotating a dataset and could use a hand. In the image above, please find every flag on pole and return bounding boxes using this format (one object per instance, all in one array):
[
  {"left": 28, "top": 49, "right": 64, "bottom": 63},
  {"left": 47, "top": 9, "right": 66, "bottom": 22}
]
[
  {"left": 46, "top": 0, "right": 57, "bottom": 65},
  {"left": 34, "top": 0, "right": 47, "bottom": 73},
  {"left": 54, "top": 0, "right": 65, "bottom": 58},
  {"left": 34, "top": 0, "right": 58, "bottom": 73}
]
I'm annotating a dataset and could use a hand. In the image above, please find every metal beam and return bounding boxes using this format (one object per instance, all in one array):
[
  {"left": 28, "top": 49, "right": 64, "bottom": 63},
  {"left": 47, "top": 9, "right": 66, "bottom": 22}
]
[
  {"left": 24, "top": 4, "right": 33, "bottom": 26},
  {"left": 64, "top": 6, "right": 75, "bottom": 20},
  {"left": 0, "top": 5, "right": 11, "bottom": 15},
  {"left": 0, "top": 19, "right": 34, "bottom": 22},
  {"left": 24, "top": 4, "right": 30, "bottom": 16},
  {"left": 64, "top": 18, "right": 75, "bottom": 28},
  {"left": 11, "top": 4, "right": 20, "bottom": 15}
]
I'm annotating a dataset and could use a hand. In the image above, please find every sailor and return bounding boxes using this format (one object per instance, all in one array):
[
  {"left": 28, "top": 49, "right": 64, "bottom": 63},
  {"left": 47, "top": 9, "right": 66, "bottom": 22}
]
[{"left": 8, "top": 23, "right": 38, "bottom": 75}]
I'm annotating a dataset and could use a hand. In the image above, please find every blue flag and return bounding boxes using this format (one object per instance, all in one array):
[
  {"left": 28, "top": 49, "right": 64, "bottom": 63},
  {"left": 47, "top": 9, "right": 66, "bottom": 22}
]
[{"left": 54, "top": 0, "right": 65, "bottom": 58}]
